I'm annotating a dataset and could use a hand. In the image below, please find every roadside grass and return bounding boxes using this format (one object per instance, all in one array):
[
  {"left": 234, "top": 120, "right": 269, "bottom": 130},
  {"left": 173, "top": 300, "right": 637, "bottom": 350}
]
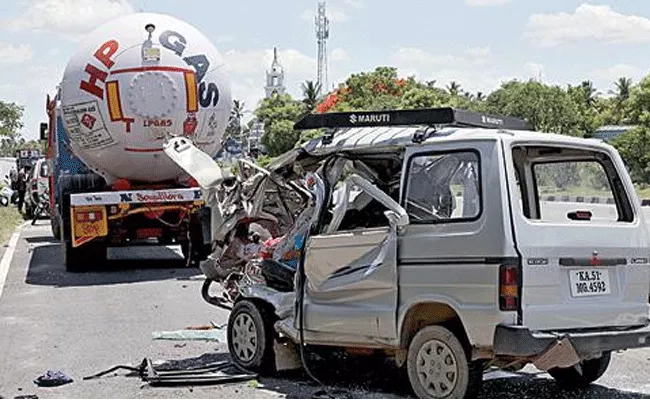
[{"left": 0, "top": 207, "right": 23, "bottom": 245}]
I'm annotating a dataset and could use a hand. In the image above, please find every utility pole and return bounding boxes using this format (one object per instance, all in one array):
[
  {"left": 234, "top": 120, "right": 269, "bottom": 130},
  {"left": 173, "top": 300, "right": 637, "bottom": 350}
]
[{"left": 315, "top": 1, "right": 329, "bottom": 96}]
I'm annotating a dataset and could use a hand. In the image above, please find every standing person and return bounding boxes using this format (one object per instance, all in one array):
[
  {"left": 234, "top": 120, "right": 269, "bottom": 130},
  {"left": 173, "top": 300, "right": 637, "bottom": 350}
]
[
  {"left": 16, "top": 167, "right": 27, "bottom": 213},
  {"left": 9, "top": 168, "right": 17, "bottom": 191}
]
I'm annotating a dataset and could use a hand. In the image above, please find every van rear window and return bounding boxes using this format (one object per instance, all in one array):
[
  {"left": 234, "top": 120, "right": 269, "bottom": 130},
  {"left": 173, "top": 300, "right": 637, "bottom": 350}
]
[{"left": 512, "top": 146, "right": 634, "bottom": 223}]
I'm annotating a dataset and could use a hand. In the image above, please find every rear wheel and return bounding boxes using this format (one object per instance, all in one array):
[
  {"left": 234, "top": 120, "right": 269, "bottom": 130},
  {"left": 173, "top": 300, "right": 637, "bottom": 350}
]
[
  {"left": 548, "top": 351, "right": 611, "bottom": 388},
  {"left": 59, "top": 174, "right": 106, "bottom": 272},
  {"left": 406, "top": 325, "right": 482, "bottom": 399},
  {"left": 51, "top": 207, "right": 61, "bottom": 240},
  {"left": 62, "top": 235, "right": 107, "bottom": 273},
  {"left": 227, "top": 300, "right": 277, "bottom": 373}
]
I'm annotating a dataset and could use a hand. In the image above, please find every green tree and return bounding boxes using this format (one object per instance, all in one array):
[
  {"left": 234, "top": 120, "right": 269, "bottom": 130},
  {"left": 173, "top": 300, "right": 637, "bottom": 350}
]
[
  {"left": 486, "top": 80, "right": 581, "bottom": 135},
  {"left": 0, "top": 101, "right": 25, "bottom": 157},
  {"left": 255, "top": 94, "right": 304, "bottom": 156},
  {"left": 567, "top": 81, "right": 600, "bottom": 136},
  {"left": 611, "top": 127, "right": 650, "bottom": 183},
  {"left": 447, "top": 81, "right": 462, "bottom": 96},
  {"left": 224, "top": 99, "right": 247, "bottom": 143},
  {"left": 399, "top": 86, "right": 447, "bottom": 109},
  {"left": 301, "top": 80, "right": 322, "bottom": 112},
  {"left": 328, "top": 66, "right": 413, "bottom": 112},
  {"left": 625, "top": 75, "right": 650, "bottom": 125},
  {"left": 612, "top": 77, "right": 633, "bottom": 103}
]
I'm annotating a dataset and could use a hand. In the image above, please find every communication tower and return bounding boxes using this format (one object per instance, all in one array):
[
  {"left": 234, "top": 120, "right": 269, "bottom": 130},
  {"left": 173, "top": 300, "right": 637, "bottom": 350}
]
[{"left": 315, "top": 1, "right": 329, "bottom": 95}]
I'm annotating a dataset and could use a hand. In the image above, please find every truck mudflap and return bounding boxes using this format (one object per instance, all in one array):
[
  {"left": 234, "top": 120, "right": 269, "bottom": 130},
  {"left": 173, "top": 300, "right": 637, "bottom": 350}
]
[
  {"left": 493, "top": 322, "right": 650, "bottom": 370},
  {"left": 71, "top": 205, "right": 108, "bottom": 247}
]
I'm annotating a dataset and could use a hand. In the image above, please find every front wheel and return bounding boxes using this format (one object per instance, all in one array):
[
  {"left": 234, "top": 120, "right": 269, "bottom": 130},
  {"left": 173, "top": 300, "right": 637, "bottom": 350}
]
[
  {"left": 406, "top": 325, "right": 481, "bottom": 399},
  {"left": 548, "top": 351, "right": 611, "bottom": 388},
  {"left": 227, "top": 300, "right": 277, "bottom": 373}
]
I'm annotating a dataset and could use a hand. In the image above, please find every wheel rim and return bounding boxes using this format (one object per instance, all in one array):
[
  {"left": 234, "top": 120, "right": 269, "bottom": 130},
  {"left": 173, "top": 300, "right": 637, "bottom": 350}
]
[
  {"left": 415, "top": 339, "right": 459, "bottom": 397},
  {"left": 231, "top": 312, "right": 258, "bottom": 363}
]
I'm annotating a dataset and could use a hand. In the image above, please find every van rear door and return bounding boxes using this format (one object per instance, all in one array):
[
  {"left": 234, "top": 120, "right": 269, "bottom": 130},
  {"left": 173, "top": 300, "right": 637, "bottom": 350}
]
[{"left": 505, "top": 141, "right": 650, "bottom": 331}]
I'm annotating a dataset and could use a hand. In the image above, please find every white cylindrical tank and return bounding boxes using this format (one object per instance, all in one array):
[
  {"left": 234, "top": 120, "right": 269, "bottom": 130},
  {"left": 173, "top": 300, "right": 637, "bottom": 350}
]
[{"left": 59, "top": 12, "right": 232, "bottom": 184}]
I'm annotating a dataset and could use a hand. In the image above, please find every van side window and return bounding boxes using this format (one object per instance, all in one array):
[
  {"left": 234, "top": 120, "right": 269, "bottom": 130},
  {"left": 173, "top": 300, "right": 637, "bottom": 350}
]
[
  {"left": 512, "top": 145, "right": 634, "bottom": 223},
  {"left": 404, "top": 151, "right": 481, "bottom": 223}
]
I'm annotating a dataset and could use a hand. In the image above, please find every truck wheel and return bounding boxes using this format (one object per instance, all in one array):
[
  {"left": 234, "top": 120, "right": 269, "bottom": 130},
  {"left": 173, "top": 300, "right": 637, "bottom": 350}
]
[
  {"left": 62, "top": 240, "right": 85, "bottom": 272},
  {"left": 63, "top": 240, "right": 107, "bottom": 273},
  {"left": 51, "top": 207, "right": 61, "bottom": 241},
  {"left": 406, "top": 326, "right": 480, "bottom": 399},
  {"left": 548, "top": 351, "right": 611, "bottom": 388},
  {"left": 227, "top": 300, "right": 277, "bottom": 373}
]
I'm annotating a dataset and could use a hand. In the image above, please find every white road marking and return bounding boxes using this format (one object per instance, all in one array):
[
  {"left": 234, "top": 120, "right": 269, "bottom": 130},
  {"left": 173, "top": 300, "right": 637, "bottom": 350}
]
[{"left": 0, "top": 222, "right": 27, "bottom": 300}]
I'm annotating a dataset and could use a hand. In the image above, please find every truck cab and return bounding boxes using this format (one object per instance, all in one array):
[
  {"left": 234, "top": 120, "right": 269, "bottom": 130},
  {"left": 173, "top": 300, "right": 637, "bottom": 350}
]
[{"left": 198, "top": 108, "right": 650, "bottom": 399}]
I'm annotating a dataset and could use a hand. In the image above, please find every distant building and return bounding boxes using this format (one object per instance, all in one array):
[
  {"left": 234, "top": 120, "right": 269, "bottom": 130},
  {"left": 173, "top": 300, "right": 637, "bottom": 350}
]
[
  {"left": 265, "top": 47, "right": 286, "bottom": 98},
  {"left": 593, "top": 125, "right": 636, "bottom": 142}
]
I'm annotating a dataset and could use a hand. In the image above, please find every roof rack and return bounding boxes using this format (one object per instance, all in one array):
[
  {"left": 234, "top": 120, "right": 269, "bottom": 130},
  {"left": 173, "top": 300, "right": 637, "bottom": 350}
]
[{"left": 293, "top": 107, "right": 533, "bottom": 131}]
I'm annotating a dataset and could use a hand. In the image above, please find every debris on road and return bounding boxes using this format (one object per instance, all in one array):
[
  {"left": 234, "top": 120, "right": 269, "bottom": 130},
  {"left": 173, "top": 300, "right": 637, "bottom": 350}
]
[
  {"left": 143, "top": 358, "right": 257, "bottom": 387},
  {"left": 152, "top": 326, "right": 227, "bottom": 342},
  {"left": 83, "top": 356, "right": 256, "bottom": 388},
  {"left": 33, "top": 370, "right": 73, "bottom": 387},
  {"left": 82, "top": 361, "right": 146, "bottom": 381}
]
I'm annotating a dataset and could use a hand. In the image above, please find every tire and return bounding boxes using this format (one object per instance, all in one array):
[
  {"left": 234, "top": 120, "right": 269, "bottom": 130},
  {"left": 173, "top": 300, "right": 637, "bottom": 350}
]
[
  {"left": 227, "top": 300, "right": 277, "bottom": 373},
  {"left": 406, "top": 325, "right": 481, "bottom": 399},
  {"left": 62, "top": 239, "right": 107, "bottom": 273},
  {"left": 548, "top": 351, "right": 611, "bottom": 388},
  {"left": 58, "top": 173, "right": 107, "bottom": 272},
  {"left": 51, "top": 207, "right": 61, "bottom": 241}
]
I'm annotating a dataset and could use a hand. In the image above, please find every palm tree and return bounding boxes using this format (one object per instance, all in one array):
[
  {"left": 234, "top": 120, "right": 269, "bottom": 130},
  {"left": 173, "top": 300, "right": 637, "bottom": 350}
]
[
  {"left": 229, "top": 99, "right": 246, "bottom": 141},
  {"left": 426, "top": 80, "right": 437, "bottom": 89},
  {"left": 301, "top": 80, "right": 322, "bottom": 111},
  {"left": 231, "top": 99, "right": 245, "bottom": 120},
  {"left": 475, "top": 92, "right": 485, "bottom": 101},
  {"left": 611, "top": 77, "right": 633, "bottom": 103},
  {"left": 447, "top": 81, "right": 462, "bottom": 96},
  {"left": 580, "top": 80, "right": 599, "bottom": 108}
]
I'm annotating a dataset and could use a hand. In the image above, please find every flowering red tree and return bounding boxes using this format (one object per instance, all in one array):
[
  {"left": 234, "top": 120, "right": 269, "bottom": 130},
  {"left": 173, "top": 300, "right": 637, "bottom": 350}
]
[{"left": 314, "top": 68, "right": 413, "bottom": 113}]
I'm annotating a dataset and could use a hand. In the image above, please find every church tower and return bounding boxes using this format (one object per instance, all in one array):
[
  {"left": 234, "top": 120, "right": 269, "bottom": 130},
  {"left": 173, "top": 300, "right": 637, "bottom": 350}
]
[{"left": 265, "top": 47, "right": 286, "bottom": 98}]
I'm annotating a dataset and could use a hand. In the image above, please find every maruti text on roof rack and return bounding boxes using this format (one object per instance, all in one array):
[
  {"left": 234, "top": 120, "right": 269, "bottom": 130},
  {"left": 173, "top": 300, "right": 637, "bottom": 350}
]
[{"left": 293, "top": 107, "right": 533, "bottom": 131}]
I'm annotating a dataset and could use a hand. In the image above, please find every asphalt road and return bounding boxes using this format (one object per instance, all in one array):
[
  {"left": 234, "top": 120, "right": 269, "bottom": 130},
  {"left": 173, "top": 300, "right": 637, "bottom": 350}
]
[{"left": 1, "top": 222, "right": 650, "bottom": 399}]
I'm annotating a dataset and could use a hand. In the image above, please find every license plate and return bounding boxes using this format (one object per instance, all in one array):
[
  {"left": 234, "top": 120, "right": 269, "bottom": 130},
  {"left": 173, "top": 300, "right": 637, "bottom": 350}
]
[{"left": 569, "top": 269, "right": 611, "bottom": 297}]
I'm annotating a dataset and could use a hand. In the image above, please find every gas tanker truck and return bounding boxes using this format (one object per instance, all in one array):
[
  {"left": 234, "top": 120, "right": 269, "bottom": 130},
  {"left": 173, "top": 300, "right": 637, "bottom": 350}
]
[{"left": 41, "top": 12, "right": 232, "bottom": 271}]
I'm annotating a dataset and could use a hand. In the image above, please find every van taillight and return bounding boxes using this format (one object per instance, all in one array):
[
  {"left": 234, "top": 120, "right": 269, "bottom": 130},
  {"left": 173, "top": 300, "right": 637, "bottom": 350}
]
[{"left": 499, "top": 263, "right": 520, "bottom": 312}]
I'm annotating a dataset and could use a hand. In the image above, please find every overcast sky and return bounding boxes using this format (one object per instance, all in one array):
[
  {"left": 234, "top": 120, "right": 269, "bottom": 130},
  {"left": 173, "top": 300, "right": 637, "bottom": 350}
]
[{"left": 2, "top": 0, "right": 650, "bottom": 140}]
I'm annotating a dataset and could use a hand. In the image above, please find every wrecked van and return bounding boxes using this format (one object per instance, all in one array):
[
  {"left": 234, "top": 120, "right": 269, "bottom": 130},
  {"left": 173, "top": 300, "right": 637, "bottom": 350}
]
[{"left": 167, "top": 107, "right": 650, "bottom": 399}]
